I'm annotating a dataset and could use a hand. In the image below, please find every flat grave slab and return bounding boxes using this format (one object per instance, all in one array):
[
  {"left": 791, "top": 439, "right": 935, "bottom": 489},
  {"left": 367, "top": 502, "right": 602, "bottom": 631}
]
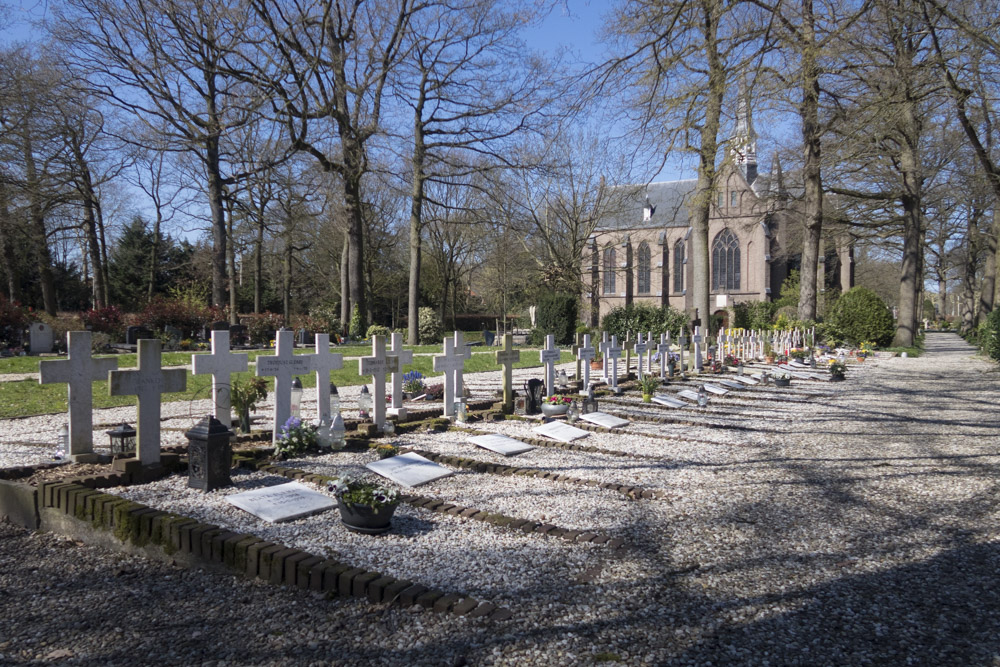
[
  {"left": 579, "top": 411, "right": 630, "bottom": 429},
  {"left": 702, "top": 384, "right": 729, "bottom": 396},
  {"left": 652, "top": 395, "right": 688, "bottom": 408},
  {"left": 226, "top": 481, "right": 336, "bottom": 523},
  {"left": 717, "top": 380, "right": 746, "bottom": 390},
  {"left": 533, "top": 421, "right": 591, "bottom": 443},
  {"left": 728, "top": 375, "right": 759, "bottom": 386},
  {"left": 677, "top": 389, "right": 700, "bottom": 402},
  {"left": 468, "top": 434, "right": 535, "bottom": 456},
  {"left": 366, "top": 452, "right": 454, "bottom": 487}
]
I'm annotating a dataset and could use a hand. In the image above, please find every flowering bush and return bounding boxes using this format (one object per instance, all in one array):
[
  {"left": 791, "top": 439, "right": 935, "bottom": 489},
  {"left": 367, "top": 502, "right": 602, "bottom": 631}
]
[
  {"left": 375, "top": 443, "right": 399, "bottom": 459},
  {"left": 723, "top": 355, "right": 741, "bottom": 367},
  {"left": 243, "top": 312, "right": 286, "bottom": 345},
  {"left": 859, "top": 341, "right": 875, "bottom": 355},
  {"left": 274, "top": 416, "right": 318, "bottom": 458},
  {"left": 402, "top": 371, "right": 425, "bottom": 394},
  {"left": 139, "top": 296, "right": 215, "bottom": 338},
  {"left": 81, "top": 305, "right": 125, "bottom": 338},
  {"left": 327, "top": 474, "right": 399, "bottom": 511},
  {"left": 828, "top": 360, "right": 847, "bottom": 376},
  {"left": 543, "top": 394, "right": 572, "bottom": 405},
  {"left": 789, "top": 348, "right": 808, "bottom": 360}
]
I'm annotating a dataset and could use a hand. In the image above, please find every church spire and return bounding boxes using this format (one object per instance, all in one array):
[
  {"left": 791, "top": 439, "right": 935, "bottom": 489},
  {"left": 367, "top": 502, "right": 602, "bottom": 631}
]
[{"left": 731, "top": 76, "right": 757, "bottom": 184}]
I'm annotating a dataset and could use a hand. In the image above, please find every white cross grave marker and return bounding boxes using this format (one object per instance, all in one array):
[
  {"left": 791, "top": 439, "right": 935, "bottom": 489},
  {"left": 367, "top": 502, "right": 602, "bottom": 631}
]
[
  {"left": 256, "top": 330, "right": 312, "bottom": 444},
  {"left": 633, "top": 333, "right": 650, "bottom": 376},
  {"left": 39, "top": 331, "right": 118, "bottom": 462},
  {"left": 646, "top": 331, "right": 655, "bottom": 374},
  {"left": 109, "top": 339, "right": 186, "bottom": 466},
  {"left": 191, "top": 330, "right": 248, "bottom": 428},
  {"left": 693, "top": 326, "right": 704, "bottom": 371},
  {"left": 433, "top": 332, "right": 470, "bottom": 418},
  {"left": 678, "top": 329, "right": 688, "bottom": 372},
  {"left": 495, "top": 333, "right": 521, "bottom": 412},
  {"left": 310, "top": 333, "right": 343, "bottom": 423},
  {"left": 599, "top": 331, "right": 611, "bottom": 381},
  {"left": 359, "top": 334, "right": 398, "bottom": 431},
  {"left": 657, "top": 332, "right": 671, "bottom": 379},
  {"left": 576, "top": 334, "right": 595, "bottom": 395},
  {"left": 387, "top": 332, "right": 413, "bottom": 418},
  {"left": 539, "top": 334, "right": 561, "bottom": 397},
  {"left": 606, "top": 335, "right": 623, "bottom": 392}
]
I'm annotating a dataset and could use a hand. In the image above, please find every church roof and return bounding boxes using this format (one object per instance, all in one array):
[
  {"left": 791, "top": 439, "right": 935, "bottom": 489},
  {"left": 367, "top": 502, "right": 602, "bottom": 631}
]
[{"left": 595, "top": 179, "right": 698, "bottom": 231}]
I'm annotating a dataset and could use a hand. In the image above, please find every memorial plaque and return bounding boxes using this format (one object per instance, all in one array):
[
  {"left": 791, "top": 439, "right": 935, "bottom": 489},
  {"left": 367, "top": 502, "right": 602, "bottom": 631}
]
[
  {"left": 652, "top": 395, "right": 687, "bottom": 408},
  {"left": 579, "top": 411, "right": 630, "bottom": 429},
  {"left": 677, "top": 389, "right": 701, "bottom": 402},
  {"left": 702, "top": 384, "right": 729, "bottom": 396},
  {"left": 729, "top": 375, "right": 758, "bottom": 386},
  {"left": 469, "top": 434, "right": 535, "bottom": 456},
  {"left": 366, "top": 452, "right": 453, "bottom": 487},
  {"left": 532, "top": 421, "right": 591, "bottom": 443},
  {"left": 225, "top": 481, "right": 335, "bottom": 523},
  {"left": 717, "top": 380, "right": 745, "bottom": 390}
]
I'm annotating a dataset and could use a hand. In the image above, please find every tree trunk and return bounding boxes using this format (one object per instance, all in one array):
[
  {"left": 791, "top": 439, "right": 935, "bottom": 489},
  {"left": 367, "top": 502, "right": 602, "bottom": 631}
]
[
  {"left": 227, "top": 194, "right": 238, "bottom": 323},
  {"left": 340, "top": 228, "right": 350, "bottom": 333},
  {"left": 282, "top": 236, "right": 292, "bottom": 322},
  {"left": 977, "top": 207, "right": 1000, "bottom": 324},
  {"left": 893, "top": 138, "right": 922, "bottom": 348},
  {"left": 205, "top": 134, "right": 228, "bottom": 310},
  {"left": 0, "top": 185, "right": 19, "bottom": 302},
  {"left": 407, "top": 97, "right": 426, "bottom": 345},
  {"left": 342, "top": 149, "right": 366, "bottom": 332},
  {"left": 254, "top": 212, "right": 264, "bottom": 314},
  {"left": 22, "top": 130, "right": 57, "bottom": 315},
  {"left": 797, "top": 0, "right": 822, "bottom": 321}
]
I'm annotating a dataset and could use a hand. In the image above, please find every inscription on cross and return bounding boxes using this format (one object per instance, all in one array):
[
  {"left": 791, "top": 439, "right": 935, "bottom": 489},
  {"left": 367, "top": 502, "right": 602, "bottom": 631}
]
[
  {"left": 633, "top": 333, "right": 650, "bottom": 375},
  {"left": 192, "top": 330, "right": 248, "bottom": 428},
  {"left": 539, "top": 334, "right": 561, "bottom": 397},
  {"left": 576, "top": 334, "right": 595, "bottom": 395},
  {"left": 310, "top": 333, "right": 343, "bottom": 423},
  {"left": 39, "top": 331, "right": 118, "bottom": 462},
  {"left": 433, "top": 332, "right": 469, "bottom": 418},
  {"left": 657, "top": 332, "right": 671, "bottom": 379},
  {"left": 359, "top": 334, "right": 398, "bottom": 431},
  {"left": 693, "top": 326, "right": 704, "bottom": 371},
  {"left": 109, "top": 339, "right": 186, "bottom": 466},
  {"left": 387, "top": 332, "right": 413, "bottom": 418},
  {"left": 256, "top": 330, "right": 313, "bottom": 444},
  {"left": 495, "top": 333, "right": 520, "bottom": 413},
  {"left": 605, "top": 335, "right": 623, "bottom": 393}
]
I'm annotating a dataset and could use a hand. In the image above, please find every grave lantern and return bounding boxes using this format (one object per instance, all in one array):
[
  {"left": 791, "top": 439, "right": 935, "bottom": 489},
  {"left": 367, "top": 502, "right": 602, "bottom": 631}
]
[
  {"left": 358, "top": 385, "right": 371, "bottom": 419},
  {"left": 57, "top": 424, "right": 68, "bottom": 456},
  {"left": 317, "top": 418, "right": 331, "bottom": 449},
  {"left": 557, "top": 368, "right": 569, "bottom": 389},
  {"left": 738, "top": 362, "right": 744, "bottom": 376},
  {"left": 567, "top": 400, "right": 579, "bottom": 423},
  {"left": 330, "top": 412, "right": 346, "bottom": 449},
  {"left": 697, "top": 385, "right": 708, "bottom": 408},
  {"left": 290, "top": 377, "right": 303, "bottom": 418},
  {"left": 383, "top": 419, "right": 395, "bottom": 436},
  {"left": 453, "top": 399, "right": 467, "bottom": 422},
  {"left": 185, "top": 415, "right": 233, "bottom": 492},
  {"left": 329, "top": 383, "right": 340, "bottom": 416},
  {"left": 582, "top": 386, "right": 598, "bottom": 414},
  {"left": 514, "top": 394, "right": 526, "bottom": 415},
  {"left": 106, "top": 423, "right": 136, "bottom": 457}
]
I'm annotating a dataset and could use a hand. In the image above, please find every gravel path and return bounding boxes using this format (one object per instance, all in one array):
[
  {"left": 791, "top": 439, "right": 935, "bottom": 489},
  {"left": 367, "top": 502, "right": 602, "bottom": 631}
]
[{"left": 2, "top": 333, "right": 1000, "bottom": 666}]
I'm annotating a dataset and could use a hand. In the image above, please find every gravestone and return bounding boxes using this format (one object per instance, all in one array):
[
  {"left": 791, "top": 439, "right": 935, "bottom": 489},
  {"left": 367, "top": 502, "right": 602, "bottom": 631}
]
[
  {"left": 125, "top": 326, "right": 152, "bottom": 346},
  {"left": 386, "top": 332, "right": 412, "bottom": 418},
  {"left": 191, "top": 330, "right": 248, "bottom": 427},
  {"left": 656, "top": 333, "right": 671, "bottom": 379},
  {"left": 579, "top": 411, "right": 629, "bottom": 429},
  {"left": 678, "top": 329, "right": 688, "bottom": 373},
  {"left": 29, "top": 322, "right": 53, "bottom": 354},
  {"left": 605, "top": 335, "right": 623, "bottom": 393},
  {"left": 702, "top": 383, "right": 729, "bottom": 396},
  {"left": 229, "top": 324, "right": 249, "bottom": 346},
  {"left": 469, "top": 433, "right": 534, "bottom": 456},
  {"left": 729, "top": 374, "right": 759, "bottom": 386},
  {"left": 677, "top": 389, "right": 701, "bottom": 402},
  {"left": 366, "top": 452, "right": 453, "bottom": 487},
  {"left": 693, "top": 326, "right": 704, "bottom": 371},
  {"left": 633, "top": 333, "right": 650, "bottom": 377},
  {"left": 109, "top": 339, "right": 187, "bottom": 466},
  {"left": 576, "top": 333, "right": 595, "bottom": 395},
  {"left": 39, "top": 331, "right": 118, "bottom": 462},
  {"left": 533, "top": 420, "right": 590, "bottom": 443},
  {"left": 297, "top": 329, "right": 313, "bottom": 346},
  {"left": 226, "top": 481, "right": 335, "bottom": 523},
  {"left": 310, "top": 333, "right": 344, "bottom": 423},
  {"left": 652, "top": 395, "right": 687, "bottom": 408},
  {"left": 717, "top": 379, "right": 746, "bottom": 390},
  {"left": 599, "top": 331, "right": 611, "bottom": 381},
  {"left": 358, "top": 334, "right": 398, "bottom": 431},
  {"left": 163, "top": 325, "right": 183, "bottom": 345},
  {"left": 256, "top": 330, "right": 312, "bottom": 444},
  {"left": 495, "top": 333, "right": 521, "bottom": 413},
  {"left": 433, "top": 332, "right": 471, "bottom": 419},
  {"left": 483, "top": 330, "right": 496, "bottom": 346},
  {"left": 539, "top": 334, "right": 561, "bottom": 397}
]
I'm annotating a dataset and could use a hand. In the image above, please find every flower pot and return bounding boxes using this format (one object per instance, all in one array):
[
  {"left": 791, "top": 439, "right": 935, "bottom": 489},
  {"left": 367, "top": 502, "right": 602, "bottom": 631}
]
[
  {"left": 337, "top": 500, "right": 398, "bottom": 535},
  {"left": 856, "top": 356, "right": 866, "bottom": 362},
  {"left": 642, "top": 394, "right": 652, "bottom": 403},
  {"left": 540, "top": 403, "right": 569, "bottom": 417},
  {"left": 773, "top": 377, "right": 791, "bottom": 387},
  {"left": 765, "top": 356, "right": 775, "bottom": 364},
  {"left": 590, "top": 360, "right": 603, "bottom": 370},
  {"left": 830, "top": 373, "right": 845, "bottom": 382},
  {"left": 238, "top": 408, "right": 251, "bottom": 434}
]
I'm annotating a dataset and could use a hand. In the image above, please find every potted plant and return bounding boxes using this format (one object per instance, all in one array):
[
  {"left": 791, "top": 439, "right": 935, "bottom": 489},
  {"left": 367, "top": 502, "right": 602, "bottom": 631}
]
[
  {"left": 772, "top": 370, "right": 791, "bottom": 387},
  {"left": 857, "top": 341, "right": 874, "bottom": 360},
  {"left": 274, "top": 416, "right": 318, "bottom": 459},
  {"left": 231, "top": 376, "right": 268, "bottom": 434},
  {"left": 828, "top": 360, "right": 846, "bottom": 381},
  {"left": 637, "top": 373, "right": 659, "bottom": 403},
  {"left": 327, "top": 474, "right": 400, "bottom": 535},
  {"left": 590, "top": 347, "right": 603, "bottom": 371},
  {"left": 763, "top": 342, "right": 774, "bottom": 364},
  {"left": 790, "top": 348, "right": 808, "bottom": 361},
  {"left": 540, "top": 394, "right": 573, "bottom": 417},
  {"left": 402, "top": 370, "right": 425, "bottom": 398}
]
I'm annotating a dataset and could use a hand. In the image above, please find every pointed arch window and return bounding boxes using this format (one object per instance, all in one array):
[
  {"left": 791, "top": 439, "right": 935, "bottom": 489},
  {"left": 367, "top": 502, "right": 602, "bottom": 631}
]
[
  {"left": 636, "top": 242, "right": 651, "bottom": 294},
  {"left": 712, "top": 229, "right": 741, "bottom": 292},
  {"left": 602, "top": 246, "right": 616, "bottom": 294},
  {"left": 673, "top": 240, "right": 685, "bottom": 293}
]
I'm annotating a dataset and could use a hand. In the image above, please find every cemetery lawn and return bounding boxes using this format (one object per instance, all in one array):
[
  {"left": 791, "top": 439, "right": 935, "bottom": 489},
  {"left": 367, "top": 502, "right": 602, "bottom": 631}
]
[{"left": 0, "top": 348, "right": 575, "bottom": 418}]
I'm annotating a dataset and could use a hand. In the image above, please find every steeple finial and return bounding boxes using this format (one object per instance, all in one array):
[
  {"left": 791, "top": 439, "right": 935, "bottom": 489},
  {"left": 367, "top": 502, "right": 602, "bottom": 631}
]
[{"left": 731, "top": 75, "right": 757, "bottom": 184}]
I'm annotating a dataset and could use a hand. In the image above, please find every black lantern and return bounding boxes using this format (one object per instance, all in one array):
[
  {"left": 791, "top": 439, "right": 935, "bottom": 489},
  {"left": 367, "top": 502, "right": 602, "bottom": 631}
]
[
  {"left": 106, "top": 423, "right": 136, "bottom": 457},
  {"left": 185, "top": 415, "right": 234, "bottom": 492},
  {"left": 582, "top": 385, "right": 599, "bottom": 414}
]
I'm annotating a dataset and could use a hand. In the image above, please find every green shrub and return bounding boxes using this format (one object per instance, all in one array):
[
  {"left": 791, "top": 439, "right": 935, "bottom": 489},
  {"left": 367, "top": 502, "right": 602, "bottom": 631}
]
[
  {"left": 365, "top": 324, "right": 390, "bottom": 339},
  {"left": 601, "top": 304, "right": 688, "bottom": 340},
  {"left": 982, "top": 308, "right": 1000, "bottom": 361},
  {"left": 826, "top": 286, "right": 895, "bottom": 347},
  {"left": 535, "top": 293, "right": 578, "bottom": 345},
  {"left": 732, "top": 301, "right": 777, "bottom": 330},
  {"left": 242, "top": 312, "right": 285, "bottom": 345},
  {"left": 418, "top": 307, "right": 443, "bottom": 344},
  {"left": 773, "top": 270, "right": 800, "bottom": 309},
  {"left": 348, "top": 304, "right": 366, "bottom": 340},
  {"left": 528, "top": 328, "right": 546, "bottom": 345}
]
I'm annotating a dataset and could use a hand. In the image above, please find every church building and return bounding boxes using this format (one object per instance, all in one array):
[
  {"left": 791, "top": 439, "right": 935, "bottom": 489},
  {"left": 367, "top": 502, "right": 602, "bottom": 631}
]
[{"left": 582, "top": 89, "right": 854, "bottom": 327}]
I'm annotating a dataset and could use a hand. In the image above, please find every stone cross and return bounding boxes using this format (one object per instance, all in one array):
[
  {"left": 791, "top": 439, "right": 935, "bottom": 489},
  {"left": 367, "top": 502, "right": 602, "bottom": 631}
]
[
  {"left": 656, "top": 332, "right": 671, "bottom": 379},
  {"left": 605, "top": 335, "right": 623, "bottom": 393},
  {"left": 678, "top": 328, "right": 688, "bottom": 372},
  {"left": 599, "top": 331, "right": 611, "bottom": 381},
  {"left": 387, "top": 332, "right": 413, "bottom": 418},
  {"left": 256, "top": 330, "right": 312, "bottom": 444},
  {"left": 646, "top": 331, "right": 655, "bottom": 374},
  {"left": 576, "top": 333, "right": 595, "bottom": 395},
  {"left": 573, "top": 332, "right": 583, "bottom": 386},
  {"left": 433, "top": 332, "right": 470, "bottom": 418},
  {"left": 693, "top": 326, "right": 704, "bottom": 371},
  {"left": 540, "top": 334, "right": 561, "bottom": 397},
  {"left": 633, "top": 333, "right": 650, "bottom": 376},
  {"left": 191, "top": 330, "right": 248, "bottom": 428},
  {"left": 495, "top": 333, "right": 520, "bottom": 413},
  {"left": 310, "top": 333, "right": 343, "bottom": 423},
  {"left": 109, "top": 339, "right": 186, "bottom": 466},
  {"left": 39, "top": 331, "right": 118, "bottom": 462},
  {"left": 623, "top": 331, "right": 635, "bottom": 380},
  {"left": 359, "top": 334, "right": 398, "bottom": 432}
]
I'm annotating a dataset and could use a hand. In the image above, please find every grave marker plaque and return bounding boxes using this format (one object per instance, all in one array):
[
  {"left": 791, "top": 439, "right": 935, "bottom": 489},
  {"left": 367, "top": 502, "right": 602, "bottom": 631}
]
[
  {"left": 226, "top": 481, "right": 335, "bottom": 523},
  {"left": 533, "top": 420, "right": 591, "bottom": 443},
  {"left": 469, "top": 433, "right": 534, "bottom": 456},
  {"left": 366, "top": 452, "right": 453, "bottom": 487},
  {"left": 579, "top": 411, "right": 630, "bottom": 429}
]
